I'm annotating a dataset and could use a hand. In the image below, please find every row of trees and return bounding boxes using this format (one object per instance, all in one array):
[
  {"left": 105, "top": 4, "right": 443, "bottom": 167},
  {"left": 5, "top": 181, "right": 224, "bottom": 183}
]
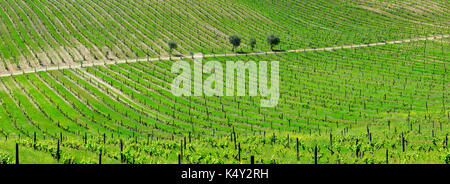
[
  {"left": 229, "top": 34, "right": 280, "bottom": 52},
  {"left": 166, "top": 34, "right": 281, "bottom": 55}
]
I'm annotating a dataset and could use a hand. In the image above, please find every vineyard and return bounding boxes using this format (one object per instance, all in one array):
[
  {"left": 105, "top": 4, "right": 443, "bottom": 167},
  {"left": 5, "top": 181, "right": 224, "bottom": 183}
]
[{"left": 0, "top": 0, "right": 449, "bottom": 164}]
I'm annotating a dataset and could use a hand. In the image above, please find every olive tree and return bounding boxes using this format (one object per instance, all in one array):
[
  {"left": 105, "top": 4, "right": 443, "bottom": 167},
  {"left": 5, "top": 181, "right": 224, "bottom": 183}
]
[
  {"left": 266, "top": 34, "right": 280, "bottom": 51},
  {"left": 228, "top": 35, "right": 241, "bottom": 52},
  {"left": 249, "top": 38, "right": 256, "bottom": 51},
  {"left": 168, "top": 40, "right": 178, "bottom": 55}
]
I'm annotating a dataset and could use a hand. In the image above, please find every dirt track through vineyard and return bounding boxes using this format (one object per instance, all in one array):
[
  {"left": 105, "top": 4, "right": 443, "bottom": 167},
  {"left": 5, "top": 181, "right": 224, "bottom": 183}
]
[{"left": 0, "top": 34, "right": 448, "bottom": 77}]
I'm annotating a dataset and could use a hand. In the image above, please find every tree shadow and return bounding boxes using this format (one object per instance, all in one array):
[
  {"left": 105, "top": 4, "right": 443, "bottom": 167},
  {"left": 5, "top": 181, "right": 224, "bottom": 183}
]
[{"left": 236, "top": 51, "right": 250, "bottom": 54}]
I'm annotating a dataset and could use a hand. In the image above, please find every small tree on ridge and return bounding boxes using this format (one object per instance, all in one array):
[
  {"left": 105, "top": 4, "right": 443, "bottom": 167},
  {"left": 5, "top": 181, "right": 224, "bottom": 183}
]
[
  {"left": 266, "top": 34, "right": 280, "bottom": 51},
  {"left": 249, "top": 38, "right": 256, "bottom": 51},
  {"left": 229, "top": 35, "right": 241, "bottom": 52},
  {"left": 168, "top": 40, "right": 178, "bottom": 55}
]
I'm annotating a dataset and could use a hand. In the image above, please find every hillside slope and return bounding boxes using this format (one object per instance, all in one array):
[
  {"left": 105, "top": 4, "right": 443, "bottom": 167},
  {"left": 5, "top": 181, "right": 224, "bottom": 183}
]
[{"left": 0, "top": 0, "right": 448, "bottom": 72}]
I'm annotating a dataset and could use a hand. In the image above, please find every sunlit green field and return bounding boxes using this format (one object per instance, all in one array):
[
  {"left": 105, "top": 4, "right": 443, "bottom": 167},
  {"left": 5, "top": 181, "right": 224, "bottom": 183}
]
[{"left": 0, "top": 0, "right": 449, "bottom": 164}]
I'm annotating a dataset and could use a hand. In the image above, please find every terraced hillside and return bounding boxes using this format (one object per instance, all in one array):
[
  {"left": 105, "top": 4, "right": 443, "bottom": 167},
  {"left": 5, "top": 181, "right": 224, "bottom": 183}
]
[
  {"left": 0, "top": 0, "right": 448, "bottom": 72},
  {"left": 0, "top": 0, "right": 449, "bottom": 164}
]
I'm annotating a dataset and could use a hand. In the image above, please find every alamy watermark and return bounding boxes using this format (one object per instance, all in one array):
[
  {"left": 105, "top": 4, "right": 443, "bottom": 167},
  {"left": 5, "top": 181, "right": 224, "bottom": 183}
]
[{"left": 171, "top": 53, "right": 279, "bottom": 107}]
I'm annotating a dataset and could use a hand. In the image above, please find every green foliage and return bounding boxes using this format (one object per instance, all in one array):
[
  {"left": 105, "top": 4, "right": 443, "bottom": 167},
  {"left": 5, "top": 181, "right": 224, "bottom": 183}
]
[
  {"left": 249, "top": 38, "right": 257, "bottom": 51},
  {"left": 0, "top": 151, "right": 13, "bottom": 164},
  {"left": 266, "top": 34, "right": 280, "bottom": 50},
  {"left": 229, "top": 35, "right": 241, "bottom": 52},
  {"left": 445, "top": 153, "right": 450, "bottom": 164},
  {"left": 168, "top": 40, "right": 178, "bottom": 54}
]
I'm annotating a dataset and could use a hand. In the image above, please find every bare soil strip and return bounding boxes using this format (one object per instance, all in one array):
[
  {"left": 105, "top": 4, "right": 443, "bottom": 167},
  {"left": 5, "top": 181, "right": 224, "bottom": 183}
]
[{"left": 1, "top": 34, "right": 448, "bottom": 77}]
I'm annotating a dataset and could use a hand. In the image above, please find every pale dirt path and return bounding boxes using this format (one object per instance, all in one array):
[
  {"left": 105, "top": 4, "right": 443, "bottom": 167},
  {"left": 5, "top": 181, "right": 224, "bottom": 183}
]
[{"left": 1, "top": 34, "right": 448, "bottom": 77}]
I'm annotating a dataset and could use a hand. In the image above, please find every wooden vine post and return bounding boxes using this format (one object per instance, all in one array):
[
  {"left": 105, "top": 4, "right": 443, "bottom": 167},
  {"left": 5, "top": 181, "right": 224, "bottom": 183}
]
[
  {"left": 99, "top": 149, "right": 102, "bottom": 164},
  {"left": 15, "top": 143, "right": 19, "bottom": 165},
  {"left": 314, "top": 145, "right": 318, "bottom": 164},
  {"left": 296, "top": 138, "right": 299, "bottom": 161},
  {"left": 57, "top": 139, "right": 60, "bottom": 162},
  {"left": 120, "top": 139, "right": 124, "bottom": 163}
]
